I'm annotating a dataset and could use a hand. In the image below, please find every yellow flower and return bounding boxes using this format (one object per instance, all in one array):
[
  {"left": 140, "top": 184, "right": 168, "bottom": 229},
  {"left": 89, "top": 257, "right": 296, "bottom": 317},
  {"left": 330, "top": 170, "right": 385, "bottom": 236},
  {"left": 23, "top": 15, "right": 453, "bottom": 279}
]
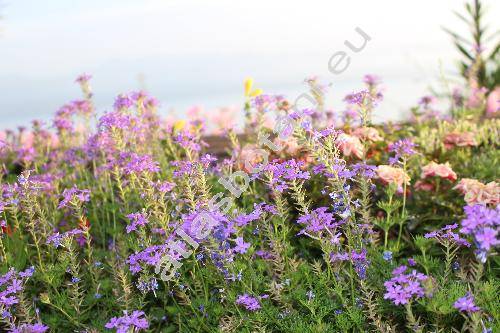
[
  {"left": 173, "top": 120, "right": 186, "bottom": 132},
  {"left": 244, "top": 77, "right": 253, "bottom": 97},
  {"left": 250, "top": 88, "right": 263, "bottom": 97}
]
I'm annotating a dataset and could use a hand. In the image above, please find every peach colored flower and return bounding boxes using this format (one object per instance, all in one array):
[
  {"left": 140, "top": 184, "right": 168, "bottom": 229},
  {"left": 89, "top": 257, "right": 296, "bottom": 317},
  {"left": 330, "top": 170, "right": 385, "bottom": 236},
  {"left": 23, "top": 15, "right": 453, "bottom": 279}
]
[
  {"left": 20, "top": 131, "right": 34, "bottom": 149},
  {"left": 237, "top": 144, "right": 267, "bottom": 173},
  {"left": 414, "top": 180, "right": 434, "bottom": 192},
  {"left": 486, "top": 87, "right": 499, "bottom": 115},
  {"left": 336, "top": 133, "right": 364, "bottom": 159},
  {"left": 209, "top": 106, "right": 237, "bottom": 134},
  {"left": 274, "top": 137, "right": 301, "bottom": 156},
  {"left": 376, "top": 165, "right": 410, "bottom": 189},
  {"left": 352, "top": 126, "right": 383, "bottom": 142},
  {"left": 444, "top": 131, "right": 477, "bottom": 149},
  {"left": 421, "top": 161, "right": 457, "bottom": 181},
  {"left": 454, "top": 178, "right": 500, "bottom": 205}
]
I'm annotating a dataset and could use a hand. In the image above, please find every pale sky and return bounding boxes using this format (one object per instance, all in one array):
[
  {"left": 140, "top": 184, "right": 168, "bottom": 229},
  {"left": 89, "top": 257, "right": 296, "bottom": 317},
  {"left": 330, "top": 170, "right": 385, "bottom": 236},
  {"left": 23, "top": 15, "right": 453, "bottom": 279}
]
[{"left": 0, "top": 0, "right": 498, "bottom": 128}]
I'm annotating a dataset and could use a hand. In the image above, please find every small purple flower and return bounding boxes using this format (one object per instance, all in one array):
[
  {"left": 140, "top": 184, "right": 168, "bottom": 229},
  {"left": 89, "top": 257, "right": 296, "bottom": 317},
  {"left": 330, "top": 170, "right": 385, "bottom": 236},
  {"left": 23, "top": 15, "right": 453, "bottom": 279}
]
[
  {"left": 126, "top": 212, "right": 149, "bottom": 234},
  {"left": 459, "top": 205, "right": 499, "bottom": 261},
  {"left": 113, "top": 94, "right": 134, "bottom": 110},
  {"left": 382, "top": 251, "right": 393, "bottom": 261},
  {"left": 424, "top": 224, "right": 470, "bottom": 247},
  {"left": 384, "top": 266, "right": 429, "bottom": 305},
  {"left": 105, "top": 310, "right": 149, "bottom": 333},
  {"left": 233, "top": 237, "right": 250, "bottom": 254},
  {"left": 388, "top": 139, "right": 417, "bottom": 165},
  {"left": 297, "top": 207, "right": 336, "bottom": 236},
  {"left": 235, "top": 294, "right": 261, "bottom": 311},
  {"left": 75, "top": 73, "right": 92, "bottom": 84},
  {"left": 58, "top": 186, "right": 90, "bottom": 209},
  {"left": 46, "top": 229, "right": 84, "bottom": 248},
  {"left": 454, "top": 293, "right": 480, "bottom": 313},
  {"left": 9, "top": 323, "right": 49, "bottom": 333}
]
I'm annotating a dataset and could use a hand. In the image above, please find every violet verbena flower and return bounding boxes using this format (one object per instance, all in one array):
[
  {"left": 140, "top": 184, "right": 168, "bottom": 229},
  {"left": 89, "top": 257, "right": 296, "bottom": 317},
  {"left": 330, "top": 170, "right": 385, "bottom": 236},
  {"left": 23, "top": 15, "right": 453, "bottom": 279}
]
[
  {"left": 1, "top": 267, "right": 35, "bottom": 319},
  {"left": 105, "top": 310, "right": 149, "bottom": 333},
  {"left": 454, "top": 292, "right": 480, "bottom": 313},
  {"left": 113, "top": 94, "right": 134, "bottom": 111},
  {"left": 98, "top": 111, "right": 133, "bottom": 130},
  {"left": 173, "top": 129, "right": 202, "bottom": 152},
  {"left": 352, "top": 162, "right": 377, "bottom": 179},
  {"left": 235, "top": 294, "right": 261, "bottom": 311},
  {"left": 265, "top": 159, "right": 310, "bottom": 192},
  {"left": 384, "top": 265, "right": 429, "bottom": 305},
  {"left": 424, "top": 224, "right": 471, "bottom": 247},
  {"left": 46, "top": 229, "right": 84, "bottom": 248},
  {"left": 58, "top": 186, "right": 90, "bottom": 209},
  {"left": 126, "top": 212, "right": 149, "bottom": 234},
  {"left": 120, "top": 152, "right": 160, "bottom": 175},
  {"left": 233, "top": 237, "right": 250, "bottom": 254},
  {"left": 388, "top": 139, "right": 417, "bottom": 165},
  {"left": 234, "top": 202, "right": 276, "bottom": 227},
  {"left": 9, "top": 323, "right": 49, "bottom": 333},
  {"left": 459, "top": 205, "right": 500, "bottom": 262},
  {"left": 297, "top": 207, "right": 336, "bottom": 236},
  {"left": 75, "top": 73, "right": 92, "bottom": 84}
]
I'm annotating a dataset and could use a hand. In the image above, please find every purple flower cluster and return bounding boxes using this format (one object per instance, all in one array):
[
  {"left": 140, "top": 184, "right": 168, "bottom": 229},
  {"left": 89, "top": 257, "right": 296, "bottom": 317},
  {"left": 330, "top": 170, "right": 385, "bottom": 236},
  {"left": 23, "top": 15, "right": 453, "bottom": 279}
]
[
  {"left": 265, "top": 159, "right": 310, "bottom": 192},
  {"left": 46, "top": 229, "right": 84, "bottom": 248},
  {"left": 9, "top": 323, "right": 49, "bottom": 333},
  {"left": 105, "top": 310, "right": 149, "bottom": 333},
  {"left": 58, "top": 186, "right": 90, "bottom": 209},
  {"left": 297, "top": 207, "right": 336, "bottom": 235},
  {"left": 233, "top": 237, "right": 251, "bottom": 254},
  {"left": 126, "top": 212, "right": 149, "bottom": 234},
  {"left": 344, "top": 90, "right": 370, "bottom": 106},
  {"left": 424, "top": 224, "right": 471, "bottom": 247},
  {"left": 127, "top": 244, "right": 168, "bottom": 274},
  {"left": 234, "top": 202, "right": 277, "bottom": 227},
  {"left": 388, "top": 139, "right": 417, "bottom": 165},
  {"left": 99, "top": 111, "right": 133, "bottom": 130},
  {"left": 235, "top": 294, "right": 261, "bottom": 311},
  {"left": 0, "top": 267, "right": 35, "bottom": 318},
  {"left": 453, "top": 292, "right": 480, "bottom": 313},
  {"left": 460, "top": 205, "right": 500, "bottom": 262},
  {"left": 384, "top": 265, "right": 429, "bottom": 305},
  {"left": 352, "top": 162, "right": 377, "bottom": 179},
  {"left": 120, "top": 152, "right": 160, "bottom": 175},
  {"left": 113, "top": 94, "right": 134, "bottom": 111},
  {"left": 173, "top": 129, "right": 202, "bottom": 152}
]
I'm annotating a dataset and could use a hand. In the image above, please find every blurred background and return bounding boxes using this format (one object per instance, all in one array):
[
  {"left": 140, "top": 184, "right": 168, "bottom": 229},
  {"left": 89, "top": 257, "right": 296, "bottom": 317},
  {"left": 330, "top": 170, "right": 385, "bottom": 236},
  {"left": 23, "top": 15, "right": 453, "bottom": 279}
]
[{"left": 0, "top": 0, "right": 499, "bottom": 129}]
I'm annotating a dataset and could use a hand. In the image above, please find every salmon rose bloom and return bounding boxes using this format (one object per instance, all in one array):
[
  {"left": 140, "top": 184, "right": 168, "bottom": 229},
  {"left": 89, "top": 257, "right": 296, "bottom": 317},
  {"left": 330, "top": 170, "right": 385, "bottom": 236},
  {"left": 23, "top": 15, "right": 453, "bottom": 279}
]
[
  {"left": 454, "top": 178, "right": 500, "bottom": 205},
  {"left": 238, "top": 144, "right": 267, "bottom": 173},
  {"left": 336, "top": 133, "right": 364, "bottom": 159},
  {"left": 376, "top": 165, "right": 411, "bottom": 189},
  {"left": 414, "top": 180, "right": 434, "bottom": 192},
  {"left": 444, "top": 131, "right": 477, "bottom": 149},
  {"left": 421, "top": 161, "right": 457, "bottom": 181},
  {"left": 352, "top": 126, "right": 383, "bottom": 142}
]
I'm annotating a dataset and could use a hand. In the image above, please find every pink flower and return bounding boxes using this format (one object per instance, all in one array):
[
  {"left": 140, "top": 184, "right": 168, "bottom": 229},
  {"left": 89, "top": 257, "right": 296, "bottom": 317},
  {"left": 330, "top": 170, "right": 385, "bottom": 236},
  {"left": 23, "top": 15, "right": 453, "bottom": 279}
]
[
  {"left": 376, "top": 165, "right": 410, "bottom": 190},
  {"left": 444, "top": 131, "right": 477, "bottom": 149},
  {"left": 336, "top": 133, "right": 364, "bottom": 159},
  {"left": 274, "top": 137, "right": 301, "bottom": 155},
  {"left": 237, "top": 144, "right": 266, "bottom": 173},
  {"left": 414, "top": 180, "right": 434, "bottom": 192},
  {"left": 352, "top": 126, "right": 383, "bottom": 142},
  {"left": 421, "top": 161, "right": 457, "bottom": 181},
  {"left": 486, "top": 87, "right": 499, "bottom": 116},
  {"left": 454, "top": 178, "right": 500, "bottom": 205},
  {"left": 209, "top": 106, "right": 237, "bottom": 134}
]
